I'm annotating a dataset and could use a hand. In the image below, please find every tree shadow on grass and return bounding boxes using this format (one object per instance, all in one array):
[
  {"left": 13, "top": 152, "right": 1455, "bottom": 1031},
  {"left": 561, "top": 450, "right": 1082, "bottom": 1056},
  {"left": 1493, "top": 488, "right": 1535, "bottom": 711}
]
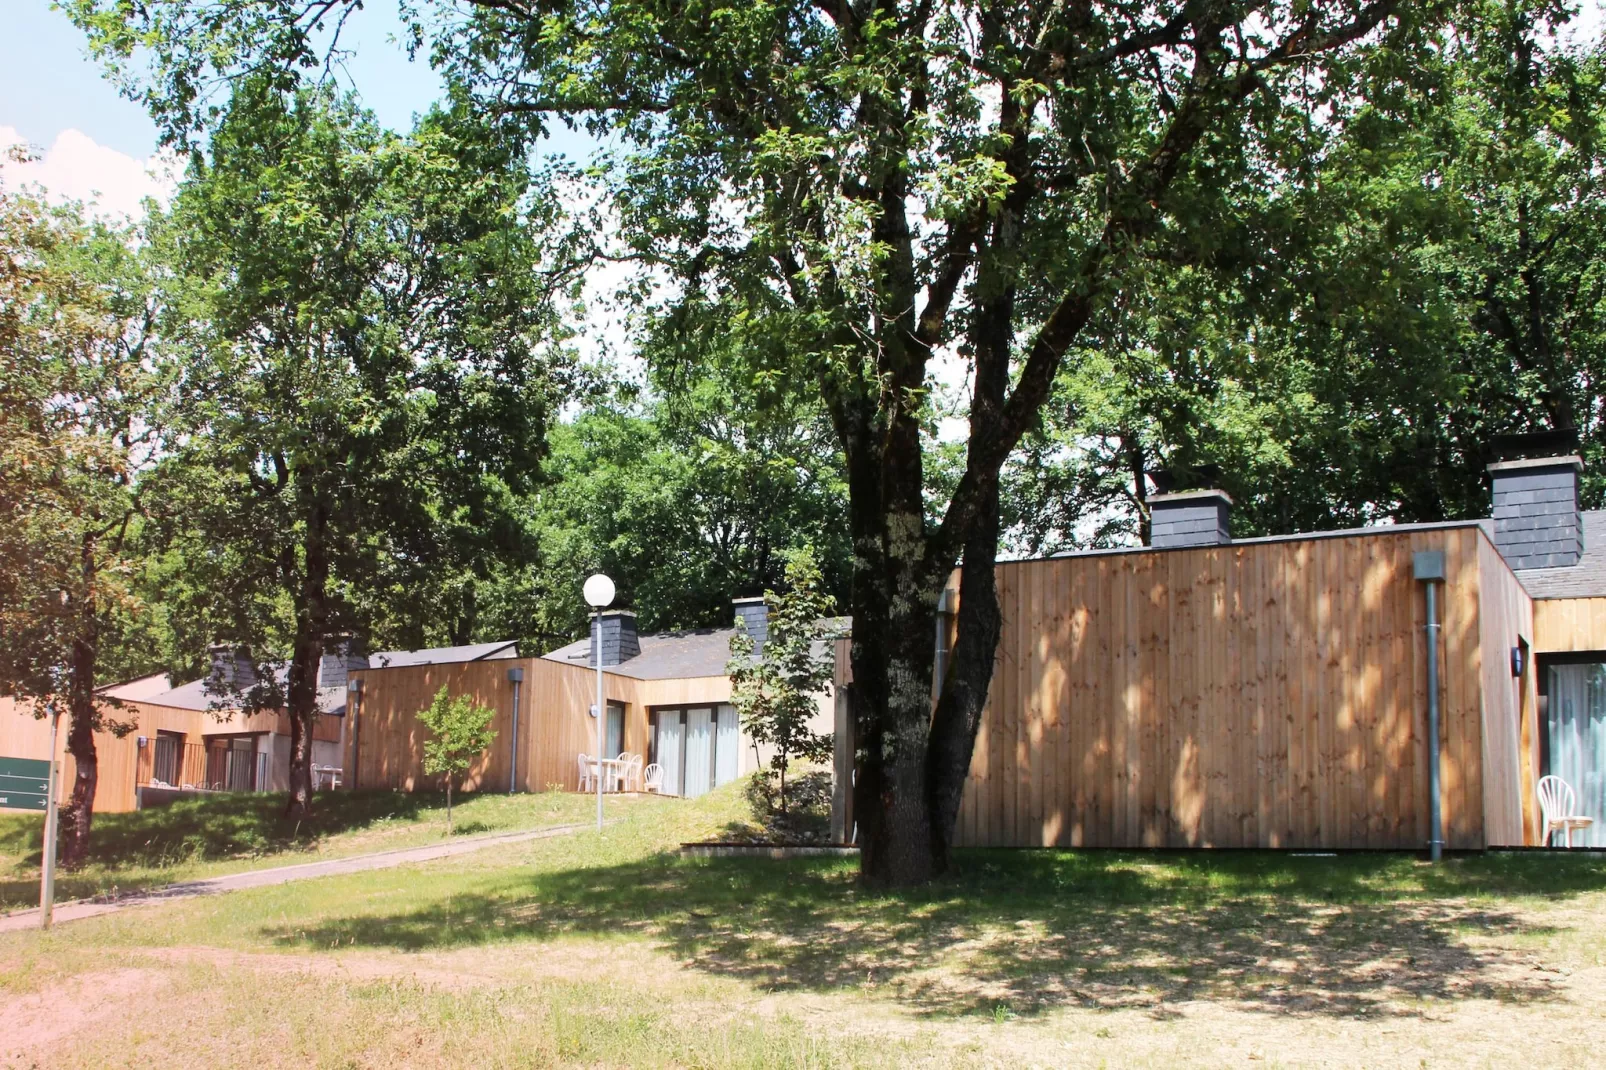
[
  {"left": 0, "top": 790, "right": 461, "bottom": 907},
  {"left": 260, "top": 848, "right": 1606, "bottom": 1020}
]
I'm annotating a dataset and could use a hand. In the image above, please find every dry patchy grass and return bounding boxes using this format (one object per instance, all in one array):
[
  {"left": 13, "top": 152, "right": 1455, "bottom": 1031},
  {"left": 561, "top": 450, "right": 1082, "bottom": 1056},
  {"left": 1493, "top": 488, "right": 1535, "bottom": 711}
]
[{"left": 5, "top": 784, "right": 1606, "bottom": 1068}]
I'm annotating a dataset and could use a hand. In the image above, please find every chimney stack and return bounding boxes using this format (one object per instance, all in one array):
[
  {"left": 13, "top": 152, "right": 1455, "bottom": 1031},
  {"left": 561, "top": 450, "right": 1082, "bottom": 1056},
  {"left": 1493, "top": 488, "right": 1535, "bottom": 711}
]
[
  {"left": 1148, "top": 489, "right": 1232, "bottom": 549},
  {"left": 317, "top": 637, "right": 369, "bottom": 690},
  {"left": 732, "top": 596, "right": 769, "bottom": 656},
  {"left": 207, "top": 644, "right": 257, "bottom": 694},
  {"left": 590, "top": 610, "right": 641, "bottom": 667},
  {"left": 1488, "top": 455, "right": 1583, "bottom": 570}
]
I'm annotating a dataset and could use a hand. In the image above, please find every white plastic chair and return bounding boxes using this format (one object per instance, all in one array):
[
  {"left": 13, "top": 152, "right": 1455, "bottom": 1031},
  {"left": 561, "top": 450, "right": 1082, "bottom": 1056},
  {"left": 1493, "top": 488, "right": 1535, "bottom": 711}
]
[
  {"left": 625, "top": 754, "right": 644, "bottom": 792},
  {"left": 642, "top": 763, "right": 664, "bottom": 793},
  {"left": 1537, "top": 775, "right": 1595, "bottom": 847},
  {"left": 606, "top": 752, "right": 629, "bottom": 792},
  {"left": 577, "top": 753, "right": 593, "bottom": 792}
]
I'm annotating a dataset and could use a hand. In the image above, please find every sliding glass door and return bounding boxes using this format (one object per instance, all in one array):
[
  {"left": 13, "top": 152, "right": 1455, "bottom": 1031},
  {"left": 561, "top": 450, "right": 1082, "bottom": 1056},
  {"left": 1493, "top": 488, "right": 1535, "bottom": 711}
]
[
  {"left": 684, "top": 708, "right": 713, "bottom": 797},
  {"left": 1546, "top": 661, "right": 1606, "bottom": 847},
  {"left": 652, "top": 704, "right": 741, "bottom": 797},
  {"left": 715, "top": 707, "right": 741, "bottom": 786}
]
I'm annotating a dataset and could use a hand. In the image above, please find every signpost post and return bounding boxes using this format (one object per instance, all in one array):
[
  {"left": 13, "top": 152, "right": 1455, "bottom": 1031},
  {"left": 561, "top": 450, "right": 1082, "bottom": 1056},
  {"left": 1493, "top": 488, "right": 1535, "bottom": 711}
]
[{"left": 41, "top": 711, "right": 61, "bottom": 928}]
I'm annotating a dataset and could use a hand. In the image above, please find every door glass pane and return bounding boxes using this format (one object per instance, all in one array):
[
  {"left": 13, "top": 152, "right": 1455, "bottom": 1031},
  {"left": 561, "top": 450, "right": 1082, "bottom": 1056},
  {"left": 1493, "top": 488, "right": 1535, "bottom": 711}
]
[
  {"left": 606, "top": 706, "right": 623, "bottom": 759},
  {"left": 657, "top": 712, "right": 684, "bottom": 796},
  {"left": 684, "top": 708, "right": 713, "bottom": 797},
  {"left": 715, "top": 705, "right": 740, "bottom": 786},
  {"left": 226, "top": 738, "right": 256, "bottom": 792},
  {"left": 1547, "top": 662, "right": 1606, "bottom": 847}
]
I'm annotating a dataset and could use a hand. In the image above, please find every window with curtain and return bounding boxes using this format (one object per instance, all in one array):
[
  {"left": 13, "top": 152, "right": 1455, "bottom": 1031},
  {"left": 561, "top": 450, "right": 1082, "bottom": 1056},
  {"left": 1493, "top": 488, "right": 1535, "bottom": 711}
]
[{"left": 1547, "top": 662, "right": 1606, "bottom": 847}]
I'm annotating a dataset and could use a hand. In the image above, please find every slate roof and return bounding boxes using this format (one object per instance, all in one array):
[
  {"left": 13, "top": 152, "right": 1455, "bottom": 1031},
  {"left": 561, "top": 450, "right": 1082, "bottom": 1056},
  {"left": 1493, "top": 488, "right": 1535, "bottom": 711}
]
[
  {"left": 367, "top": 641, "right": 519, "bottom": 668},
  {"left": 1514, "top": 509, "right": 1606, "bottom": 599},
  {"left": 137, "top": 668, "right": 349, "bottom": 717},
  {"left": 544, "top": 628, "right": 739, "bottom": 681},
  {"left": 541, "top": 619, "right": 849, "bottom": 681}
]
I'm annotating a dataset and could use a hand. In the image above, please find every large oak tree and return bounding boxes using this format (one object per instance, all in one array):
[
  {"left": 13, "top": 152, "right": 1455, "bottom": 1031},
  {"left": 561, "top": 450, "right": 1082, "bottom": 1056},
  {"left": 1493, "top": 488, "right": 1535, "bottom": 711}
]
[{"left": 72, "top": 0, "right": 1445, "bottom": 881}]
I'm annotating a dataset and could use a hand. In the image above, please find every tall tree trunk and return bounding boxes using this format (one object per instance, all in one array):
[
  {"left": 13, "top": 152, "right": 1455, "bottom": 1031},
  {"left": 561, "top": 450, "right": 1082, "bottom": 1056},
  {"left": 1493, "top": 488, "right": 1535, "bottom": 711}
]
[
  {"left": 60, "top": 532, "right": 100, "bottom": 869},
  {"left": 282, "top": 498, "right": 330, "bottom": 821},
  {"left": 853, "top": 409, "right": 945, "bottom": 886},
  {"left": 926, "top": 483, "right": 1002, "bottom": 873}
]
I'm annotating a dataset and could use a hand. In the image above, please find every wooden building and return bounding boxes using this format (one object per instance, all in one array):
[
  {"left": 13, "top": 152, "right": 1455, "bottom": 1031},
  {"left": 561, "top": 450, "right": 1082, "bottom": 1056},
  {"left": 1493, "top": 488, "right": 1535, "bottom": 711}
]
[
  {"left": 344, "top": 602, "right": 835, "bottom": 798},
  {"left": 1, "top": 647, "right": 358, "bottom": 813},
  {"left": 836, "top": 452, "right": 1606, "bottom": 852}
]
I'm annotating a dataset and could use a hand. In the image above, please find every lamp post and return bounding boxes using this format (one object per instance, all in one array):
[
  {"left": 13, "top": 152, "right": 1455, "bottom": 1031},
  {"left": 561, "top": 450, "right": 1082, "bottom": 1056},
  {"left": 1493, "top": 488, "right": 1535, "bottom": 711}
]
[{"left": 583, "top": 573, "right": 616, "bottom": 832}]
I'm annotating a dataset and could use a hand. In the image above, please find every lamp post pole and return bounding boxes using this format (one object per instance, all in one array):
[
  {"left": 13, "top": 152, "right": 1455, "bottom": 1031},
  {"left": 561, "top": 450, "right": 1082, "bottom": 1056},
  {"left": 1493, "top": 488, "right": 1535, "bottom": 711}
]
[
  {"left": 594, "top": 613, "right": 605, "bottom": 832},
  {"left": 582, "top": 574, "right": 616, "bottom": 834}
]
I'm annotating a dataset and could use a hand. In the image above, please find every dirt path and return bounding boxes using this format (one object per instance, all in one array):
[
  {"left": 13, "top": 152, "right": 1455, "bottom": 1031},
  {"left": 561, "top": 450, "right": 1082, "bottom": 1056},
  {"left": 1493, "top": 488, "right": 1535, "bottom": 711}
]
[{"left": 0, "top": 822, "right": 584, "bottom": 933}]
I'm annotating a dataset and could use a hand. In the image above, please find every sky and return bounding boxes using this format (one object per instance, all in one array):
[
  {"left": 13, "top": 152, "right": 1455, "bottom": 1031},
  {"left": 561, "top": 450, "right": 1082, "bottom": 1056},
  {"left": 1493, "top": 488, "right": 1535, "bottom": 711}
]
[{"left": 0, "top": 0, "right": 552, "bottom": 216}]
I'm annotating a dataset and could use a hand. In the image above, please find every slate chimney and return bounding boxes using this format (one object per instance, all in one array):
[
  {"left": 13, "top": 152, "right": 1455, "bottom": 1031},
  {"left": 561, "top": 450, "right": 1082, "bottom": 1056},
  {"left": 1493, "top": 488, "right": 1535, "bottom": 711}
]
[
  {"left": 590, "top": 610, "right": 641, "bottom": 667},
  {"left": 207, "top": 644, "right": 257, "bottom": 694},
  {"left": 1148, "top": 489, "right": 1232, "bottom": 548},
  {"left": 317, "top": 637, "right": 369, "bottom": 690},
  {"left": 732, "top": 596, "right": 769, "bottom": 656},
  {"left": 1488, "top": 455, "right": 1583, "bottom": 570}
]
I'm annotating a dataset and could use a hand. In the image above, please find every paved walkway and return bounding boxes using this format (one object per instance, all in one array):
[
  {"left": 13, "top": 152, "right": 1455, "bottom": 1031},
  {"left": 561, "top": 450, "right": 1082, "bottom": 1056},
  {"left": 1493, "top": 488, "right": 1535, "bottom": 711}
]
[{"left": 0, "top": 823, "right": 585, "bottom": 933}]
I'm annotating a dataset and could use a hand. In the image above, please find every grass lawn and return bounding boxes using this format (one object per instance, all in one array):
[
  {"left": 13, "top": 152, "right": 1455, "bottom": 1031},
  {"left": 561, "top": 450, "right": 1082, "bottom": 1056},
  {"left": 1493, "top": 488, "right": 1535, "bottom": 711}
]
[
  {"left": 0, "top": 788, "right": 609, "bottom": 911},
  {"left": 4, "top": 784, "right": 1606, "bottom": 1067}
]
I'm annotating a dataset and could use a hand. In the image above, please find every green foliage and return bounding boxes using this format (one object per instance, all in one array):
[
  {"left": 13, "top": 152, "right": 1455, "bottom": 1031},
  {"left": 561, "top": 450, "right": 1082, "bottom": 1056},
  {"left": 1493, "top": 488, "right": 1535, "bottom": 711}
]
[
  {"left": 0, "top": 173, "right": 163, "bottom": 712},
  {"left": 418, "top": 685, "right": 498, "bottom": 832},
  {"left": 727, "top": 548, "right": 835, "bottom": 812},
  {"left": 512, "top": 375, "right": 852, "bottom": 641},
  {"left": 137, "top": 79, "right": 575, "bottom": 746},
  {"left": 741, "top": 768, "right": 834, "bottom": 843},
  {"left": 1007, "top": 1, "right": 1606, "bottom": 552}
]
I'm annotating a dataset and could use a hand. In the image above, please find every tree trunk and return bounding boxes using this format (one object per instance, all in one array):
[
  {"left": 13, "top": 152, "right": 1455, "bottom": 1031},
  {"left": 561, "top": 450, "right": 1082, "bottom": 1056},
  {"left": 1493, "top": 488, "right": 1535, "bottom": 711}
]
[
  {"left": 926, "top": 483, "right": 1003, "bottom": 873},
  {"left": 282, "top": 621, "right": 322, "bottom": 819},
  {"left": 446, "top": 778, "right": 454, "bottom": 835},
  {"left": 59, "top": 532, "right": 101, "bottom": 869},
  {"left": 60, "top": 695, "right": 98, "bottom": 870},
  {"left": 852, "top": 418, "right": 946, "bottom": 886},
  {"left": 282, "top": 495, "right": 330, "bottom": 821}
]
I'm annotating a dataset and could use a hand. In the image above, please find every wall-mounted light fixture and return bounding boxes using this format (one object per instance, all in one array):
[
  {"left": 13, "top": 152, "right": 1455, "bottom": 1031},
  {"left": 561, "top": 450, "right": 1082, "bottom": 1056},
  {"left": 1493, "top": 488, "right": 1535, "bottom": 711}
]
[{"left": 507, "top": 667, "right": 524, "bottom": 793}]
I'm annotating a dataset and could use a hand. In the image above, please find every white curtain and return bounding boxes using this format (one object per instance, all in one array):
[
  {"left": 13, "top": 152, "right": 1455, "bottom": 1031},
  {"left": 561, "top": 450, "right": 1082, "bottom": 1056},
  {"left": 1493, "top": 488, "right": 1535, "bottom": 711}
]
[
  {"left": 684, "top": 708, "right": 713, "bottom": 797},
  {"left": 1548, "top": 663, "right": 1606, "bottom": 847},
  {"left": 606, "top": 706, "right": 623, "bottom": 759},
  {"left": 657, "top": 712, "right": 684, "bottom": 796},
  {"left": 714, "top": 705, "right": 740, "bottom": 787}
]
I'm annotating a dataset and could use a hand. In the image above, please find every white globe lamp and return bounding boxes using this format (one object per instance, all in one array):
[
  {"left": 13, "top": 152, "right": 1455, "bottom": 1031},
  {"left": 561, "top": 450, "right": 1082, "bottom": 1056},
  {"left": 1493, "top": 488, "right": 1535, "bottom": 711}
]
[{"left": 583, "top": 573, "right": 616, "bottom": 609}]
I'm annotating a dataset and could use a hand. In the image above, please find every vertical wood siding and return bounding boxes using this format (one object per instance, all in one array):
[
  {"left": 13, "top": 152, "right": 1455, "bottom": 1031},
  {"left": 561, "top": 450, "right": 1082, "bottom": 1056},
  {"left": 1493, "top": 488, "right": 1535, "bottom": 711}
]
[
  {"left": 1476, "top": 538, "right": 1534, "bottom": 846},
  {"left": 956, "top": 526, "right": 1497, "bottom": 850},
  {"left": 347, "top": 659, "right": 734, "bottom": 795},
  {"left": 1532, "top": 597, "right": 1606, "bottom": 653}
]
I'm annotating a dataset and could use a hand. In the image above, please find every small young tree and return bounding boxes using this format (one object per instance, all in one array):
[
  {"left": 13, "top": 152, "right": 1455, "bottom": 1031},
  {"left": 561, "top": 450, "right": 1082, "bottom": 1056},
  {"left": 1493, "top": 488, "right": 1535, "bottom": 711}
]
[
  {"left": 727, "top": 548, "right": 835, "bottom": 814},
  {"left": 418, "top": 686, "right": 497, "bottom": 835}
]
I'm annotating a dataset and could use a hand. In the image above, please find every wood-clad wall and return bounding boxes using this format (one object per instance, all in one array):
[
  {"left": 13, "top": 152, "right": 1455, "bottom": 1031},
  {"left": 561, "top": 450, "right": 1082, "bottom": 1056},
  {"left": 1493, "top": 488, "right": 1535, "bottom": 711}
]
[
  {"left": 347, "top": 657, "right": 734, "bottom": 795},
  {"left": 1476, "top": 537, "right": 1534, "bottom": 846},
  {"left": 349, "top": 659, "right": 531, "bottom": 793},
  {"left": 1532, "top": 597, "right": 1606, "bottom": 653},
  {"left": 955, "top": 525, "right": 1494, "bottom": 850},
  {"left": 0, "top": 697, "right": 300, "bottom": 813}
]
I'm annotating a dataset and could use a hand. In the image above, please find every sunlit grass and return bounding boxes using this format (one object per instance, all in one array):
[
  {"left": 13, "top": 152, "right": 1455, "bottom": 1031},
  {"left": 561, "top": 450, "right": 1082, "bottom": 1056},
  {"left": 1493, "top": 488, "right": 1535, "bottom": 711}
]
[
  {"left": 0, "top": 787, "right": 615, "bottom": 910},
  {"left": 5, "top": 782, "right": 1606, "bottom": 1067}
]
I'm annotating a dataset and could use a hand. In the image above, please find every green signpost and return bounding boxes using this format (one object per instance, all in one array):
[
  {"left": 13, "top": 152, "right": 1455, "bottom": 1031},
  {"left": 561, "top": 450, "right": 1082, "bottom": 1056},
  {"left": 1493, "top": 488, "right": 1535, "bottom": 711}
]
[
  {"left": 1, "top": 711, "right": 63, "bottom": 928},
  {"left": 0, "top": 756, "right": 52, "bottom": 811}
]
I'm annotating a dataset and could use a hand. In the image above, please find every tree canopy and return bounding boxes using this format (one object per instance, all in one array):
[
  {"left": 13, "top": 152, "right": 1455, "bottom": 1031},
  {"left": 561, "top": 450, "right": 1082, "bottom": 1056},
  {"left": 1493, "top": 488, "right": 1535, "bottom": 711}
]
[{"left": 39, "top": 0, "right": 1606, "bottom": 883}]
